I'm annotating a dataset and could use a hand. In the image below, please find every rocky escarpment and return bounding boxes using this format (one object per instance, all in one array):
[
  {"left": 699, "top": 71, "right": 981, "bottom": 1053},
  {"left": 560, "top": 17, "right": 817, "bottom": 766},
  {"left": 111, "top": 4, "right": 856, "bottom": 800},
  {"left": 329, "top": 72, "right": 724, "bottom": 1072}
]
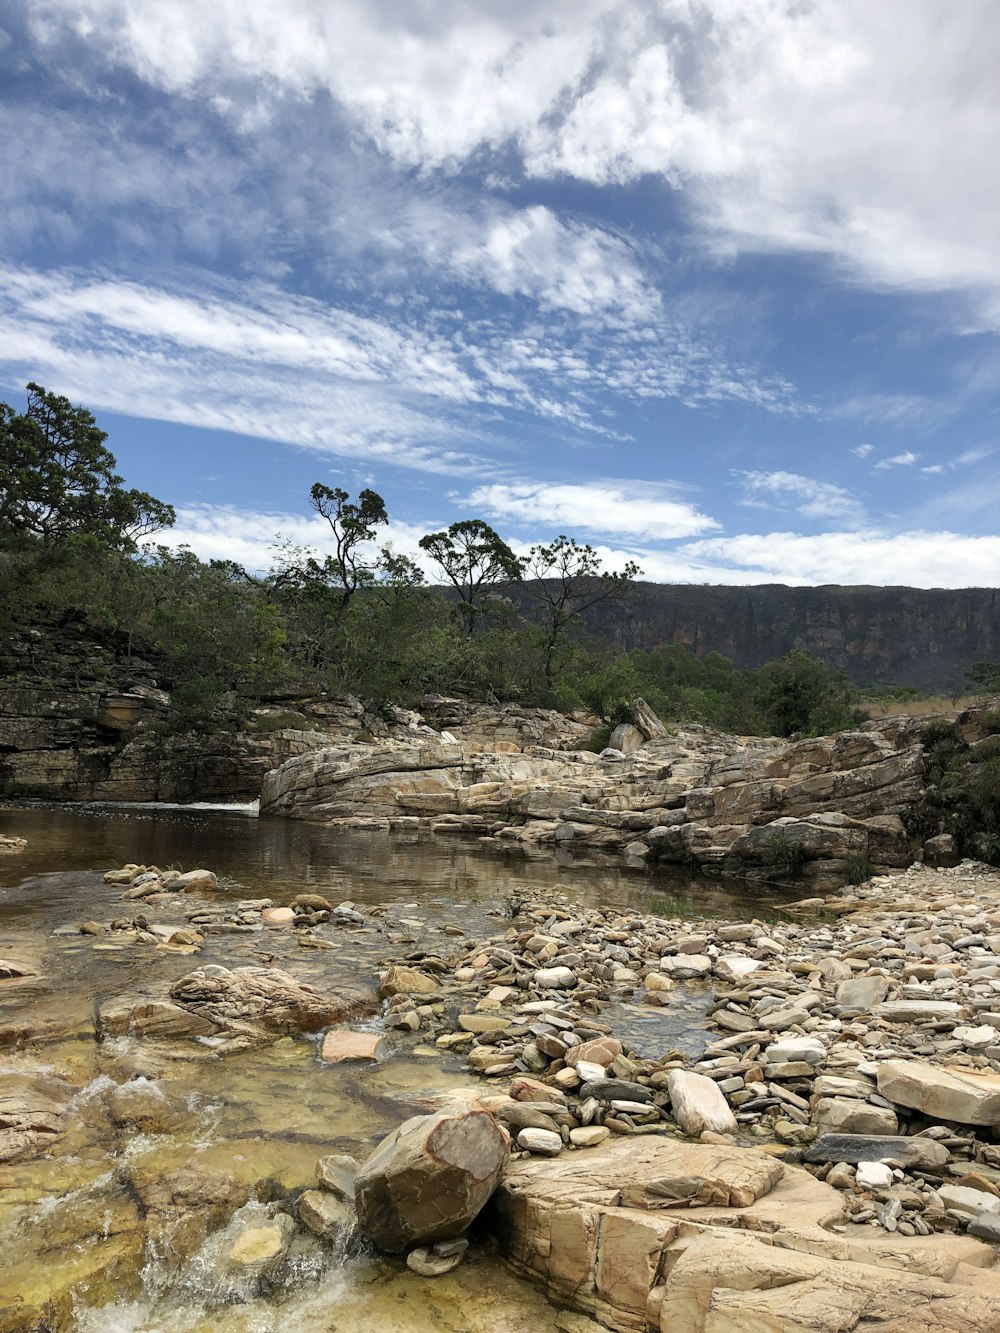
[
  {"left": 574, "top": 582, "right": 1000, "bottom": 689},
  {"left": 259, "top": 704, "right": 986, "bottom": 885},
  {"left": 0, "top": 669, "right": 592, "bottom": 803}
]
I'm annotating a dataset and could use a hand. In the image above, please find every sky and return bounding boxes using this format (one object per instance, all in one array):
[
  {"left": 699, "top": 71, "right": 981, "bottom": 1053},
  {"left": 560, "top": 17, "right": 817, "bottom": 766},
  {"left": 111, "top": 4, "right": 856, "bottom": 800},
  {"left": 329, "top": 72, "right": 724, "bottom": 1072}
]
[{"left": 1, "top": 0, "right": 1000, "bottom": 586}]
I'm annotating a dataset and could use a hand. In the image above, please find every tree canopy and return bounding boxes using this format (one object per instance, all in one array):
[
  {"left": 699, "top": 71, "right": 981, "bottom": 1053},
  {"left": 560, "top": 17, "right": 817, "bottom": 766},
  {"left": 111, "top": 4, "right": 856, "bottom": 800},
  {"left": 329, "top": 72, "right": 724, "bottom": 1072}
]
[{"left": 0, "top": 383, "right": 175, "bottom": 551}]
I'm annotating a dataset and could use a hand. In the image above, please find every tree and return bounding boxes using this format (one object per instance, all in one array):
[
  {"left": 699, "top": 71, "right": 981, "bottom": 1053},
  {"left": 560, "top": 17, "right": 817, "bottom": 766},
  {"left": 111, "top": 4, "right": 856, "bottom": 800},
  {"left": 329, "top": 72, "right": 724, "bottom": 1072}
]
[
  {"left": 272, "top": 485, "right": 389, "bottom": 644},
  {"left": 752, "top": 649, "right": 855, "bottom": 737},
  {"left": 967, "top": 661, "right": 1000, "bottom": 696},
  {"left": 0, "top": 383, "right": 174, "bottom": 550},
  {"left": 418, "top": 519, "right": 524, "bottom": 633},
  {"left": 525, "top": 535, "right": 641, "bottom": 684}
]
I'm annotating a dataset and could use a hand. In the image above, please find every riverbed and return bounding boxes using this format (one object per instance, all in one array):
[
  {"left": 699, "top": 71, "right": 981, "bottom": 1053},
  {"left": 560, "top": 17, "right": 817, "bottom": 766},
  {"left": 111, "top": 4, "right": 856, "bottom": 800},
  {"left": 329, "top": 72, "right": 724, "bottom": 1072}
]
[{"left": 0, "top": 801, "right": 799, "bottom": 1331}]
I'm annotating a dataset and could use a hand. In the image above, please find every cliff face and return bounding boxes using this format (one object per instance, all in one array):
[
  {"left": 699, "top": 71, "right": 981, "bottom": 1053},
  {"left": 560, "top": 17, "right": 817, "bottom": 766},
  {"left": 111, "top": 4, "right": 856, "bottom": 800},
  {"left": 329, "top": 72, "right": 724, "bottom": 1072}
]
[{"left": 582, "top": 584, "right": 1000, "bottom": 688}]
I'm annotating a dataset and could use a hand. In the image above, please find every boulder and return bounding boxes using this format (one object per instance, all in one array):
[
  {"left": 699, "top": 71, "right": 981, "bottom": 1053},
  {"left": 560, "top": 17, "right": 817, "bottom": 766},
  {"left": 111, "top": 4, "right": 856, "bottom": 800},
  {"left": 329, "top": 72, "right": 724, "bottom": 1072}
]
[
  {"left": 804, "top": 1133, "right": 950, "bottom": 1169},
  {"left": 877, "top": 1059, "right": 1000, "bottom": 1126},
  {"left": 319, "top": 1029, "right": 384, "bottom": 1064},
  {"left": 354, "top": 1109, "right": 508, "bottom": 1253}
]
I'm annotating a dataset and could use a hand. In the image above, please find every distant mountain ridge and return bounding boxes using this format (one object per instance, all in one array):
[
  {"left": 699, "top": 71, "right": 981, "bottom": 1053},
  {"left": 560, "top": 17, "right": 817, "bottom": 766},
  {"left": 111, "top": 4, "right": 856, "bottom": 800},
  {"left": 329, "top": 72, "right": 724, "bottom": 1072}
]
[{"left": 572, "top": 583, "right": 1000, "bottom": 690}]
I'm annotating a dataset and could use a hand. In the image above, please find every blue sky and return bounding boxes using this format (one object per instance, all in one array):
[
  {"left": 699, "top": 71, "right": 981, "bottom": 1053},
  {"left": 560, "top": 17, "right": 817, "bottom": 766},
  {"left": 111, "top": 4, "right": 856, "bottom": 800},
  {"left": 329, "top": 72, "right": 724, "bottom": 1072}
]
[{"left": 2, "top": 1, "right": 999, "bottom": 585}]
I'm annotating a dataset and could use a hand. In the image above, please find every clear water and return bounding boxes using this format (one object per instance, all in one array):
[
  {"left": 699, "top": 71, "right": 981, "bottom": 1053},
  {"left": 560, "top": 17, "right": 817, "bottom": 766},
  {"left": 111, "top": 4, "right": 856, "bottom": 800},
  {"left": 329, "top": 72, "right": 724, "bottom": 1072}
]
[{"left": 0, "top": 801, "right": 795, "bottom": 1331}]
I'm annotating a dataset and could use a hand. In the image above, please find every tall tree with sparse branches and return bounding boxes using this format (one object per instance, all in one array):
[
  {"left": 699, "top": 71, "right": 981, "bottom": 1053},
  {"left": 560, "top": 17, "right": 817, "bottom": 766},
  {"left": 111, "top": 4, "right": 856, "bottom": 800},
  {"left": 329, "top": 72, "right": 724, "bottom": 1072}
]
[{"left": 526, "top": 534, "right": 641, "bottom": 684}]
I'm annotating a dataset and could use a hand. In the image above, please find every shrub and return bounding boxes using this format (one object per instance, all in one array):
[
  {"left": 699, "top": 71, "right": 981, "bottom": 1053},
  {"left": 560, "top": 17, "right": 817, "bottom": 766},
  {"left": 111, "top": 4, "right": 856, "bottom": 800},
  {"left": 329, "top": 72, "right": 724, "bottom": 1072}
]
[
  {"left": 842, "top": 854, "right": 876, "bottom": 885},
  {"left": 762, "top": 836, "right": 809, "bottom": 870}
]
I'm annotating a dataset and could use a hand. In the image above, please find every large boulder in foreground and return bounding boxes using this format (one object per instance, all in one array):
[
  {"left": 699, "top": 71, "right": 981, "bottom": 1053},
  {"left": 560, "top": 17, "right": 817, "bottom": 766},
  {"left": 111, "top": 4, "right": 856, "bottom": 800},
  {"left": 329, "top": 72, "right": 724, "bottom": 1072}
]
[
  {"left": 487, "top": 1137, "right": 1000, "bottom": 1333},
  {"left": 354, "top": 1109, "right": 508, "bottom": 1253}
]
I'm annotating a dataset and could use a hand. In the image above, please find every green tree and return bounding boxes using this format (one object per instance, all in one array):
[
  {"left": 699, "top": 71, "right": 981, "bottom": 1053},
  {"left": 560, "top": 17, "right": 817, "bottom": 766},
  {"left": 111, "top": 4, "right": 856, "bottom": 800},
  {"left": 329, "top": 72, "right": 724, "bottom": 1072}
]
[
  {"left": 967, "top": 661, "right": 1000, "bottom": 695},
  {"left": 306, "top": 483, "right": 389, "bottom": 626},
  {"left": 752, "top": 649, "right": 855, "bottom": 737},
  {"left": 418, "top": 519, "right": 524, "bottom": 633},
  {"left": 0, "top": 383, "right": 174, "bottom": 550},
  {"left": 525, "top": 535, "right": 641, "bottom": 685}
]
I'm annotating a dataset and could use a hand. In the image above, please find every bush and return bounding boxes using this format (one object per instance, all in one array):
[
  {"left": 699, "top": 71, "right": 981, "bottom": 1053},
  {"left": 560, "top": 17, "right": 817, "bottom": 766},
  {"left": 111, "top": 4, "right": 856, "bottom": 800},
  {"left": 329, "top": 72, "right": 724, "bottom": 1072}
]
[
  {"left": 842, "top": 854, "right": 876, "bottom": 885},
  {"left": 762, "top": 836, "right": 809, "bottom": 870}
]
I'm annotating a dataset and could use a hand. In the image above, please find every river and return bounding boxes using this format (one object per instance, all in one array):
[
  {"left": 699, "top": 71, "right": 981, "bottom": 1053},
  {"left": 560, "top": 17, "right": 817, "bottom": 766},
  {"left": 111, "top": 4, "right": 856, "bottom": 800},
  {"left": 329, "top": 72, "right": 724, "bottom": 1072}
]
[{"left": 0, "top": 801, "right": 795, "bottom": 1331}]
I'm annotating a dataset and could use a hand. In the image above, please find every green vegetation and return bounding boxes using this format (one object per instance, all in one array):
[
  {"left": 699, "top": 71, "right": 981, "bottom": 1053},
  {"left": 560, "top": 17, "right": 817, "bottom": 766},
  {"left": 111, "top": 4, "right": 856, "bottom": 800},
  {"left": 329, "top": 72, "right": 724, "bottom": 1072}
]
[
  {"left": 0, "top": 384, "right": 880, "bottom": 742},
  {"left": 903, "top": 719, "right": 1000, "bottom": 865}
]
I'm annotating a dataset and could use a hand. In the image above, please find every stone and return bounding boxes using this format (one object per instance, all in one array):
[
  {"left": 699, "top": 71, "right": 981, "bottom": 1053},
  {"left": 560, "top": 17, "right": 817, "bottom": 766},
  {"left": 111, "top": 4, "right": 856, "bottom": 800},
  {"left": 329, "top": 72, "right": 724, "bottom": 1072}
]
[
  {"left": 923, "top": 833, "right": 959, "bottom": 867},
  {"left": 298, "top": 1189, "right": 355, "bottom": 1240},
  {"left": 406, "top": 1242, "right": 467, "bottom": 1276},
  {"left": 533, "top": 967, "right": 577, "bottom": 989},
  {"left": 835, "top": 974, "right": 889, "bottom": 1013},
  {"left": 97, "top": 997, "right": 218, "bottom": 1041},
  {"left": 764, "top": 1036, "right": 826, "bottom": 1066},
  {"left": 804, "top": 1133, "right": 950, "bottom": 1170},
  {"left": 667, "top": 1070, "right": 737, "bottom": 1137},
  {"left": 937, "top": 1184, "right": 1000, "bottom": 1218},
  {"left": 570, "top": 1126, "right": 610, "bottom": 1148},
  {"left": 380, "top": 966, "right": 439, "bottom": 997},
  {"left": 658, "top": 954, "right": 713, "bottom": 979},
  {"left": 813, "top": 1096, "right": 898, "bottom": 1137},
  {"left": 855, "top": 1161, "right": 893, "bottom": 1189},
  {"left": 169, "top": 965, "right": 374, "bottom": 1035},
  {"left": 874, "top": 999, "right": 964, "bottom": 1023},
  {"left": 316, "top": 1153, "right": 360, "bottom": 1201},
  {"left": 877, "top": 1059, "right": 1000, "bottom": 1126},
  {"left": 354, "top": 1110, "right": 508, "bottom": 1253},
  {"left": 320, "top": 1029, "right": 384, "bottom": 1064},
  {"left": 565, "top": 1037, "right": 621, "bottom": 1069},
  {"left": 609, "top": 722, "right": 645, "bottom": 754},
  {"left": 174, "top": 869, "right": 218, "bottom": 892},
  {"left": 517, "top": 1128, "right": 563, "bottom": 1156},
  {"left": 261, "top": 906, "right": 295, "bottom": 924}
]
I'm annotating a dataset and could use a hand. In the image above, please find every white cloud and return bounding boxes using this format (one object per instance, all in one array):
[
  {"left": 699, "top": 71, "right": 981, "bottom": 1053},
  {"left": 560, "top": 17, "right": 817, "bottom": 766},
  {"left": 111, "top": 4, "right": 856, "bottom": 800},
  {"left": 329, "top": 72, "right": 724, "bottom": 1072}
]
[
  {"left": 676, "top": 529, "right": 1000, "bottom": 588},
  {"left": 461, "top": 480, "right": 719, "bottom": 541},
  {"left": 736, "top": 470, "right": 864, "bottom": 524},
  {"left": 26, "top": 0, "right": 1000, "bottom": 320},
  {"left": 852, "top": 443, "right": 873, "bottom": 458},
  {"left": 874, "top": 451, "right": 919, "bottom": 470}
]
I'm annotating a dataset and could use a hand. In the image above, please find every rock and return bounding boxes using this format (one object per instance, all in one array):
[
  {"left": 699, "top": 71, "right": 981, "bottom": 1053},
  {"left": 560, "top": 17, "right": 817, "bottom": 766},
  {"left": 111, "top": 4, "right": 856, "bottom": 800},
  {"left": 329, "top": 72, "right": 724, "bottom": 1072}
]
[
  {"left": 354, "top": 1110, "right": 508, "bottom": 1253},
  {"left": 174, "top": 869, "right": 218, "bottom": 892},
  {"left": 667, "top": 1070, "right": 737, "bottom": 1137},
  {"left": 319, "top": 1029, "right": 384, "bottom": 1064},
  {"left": 291, "top": 894, "right": 333, "bottom": 912},
  {"left": 316, "top": 1153, "right": 360, "bottom": 1201},
  {"left": 570, "top": 1126, "right": 610, "bottom": 1148},
  {"left": 876, "top": 1059, "right": 1000, "bottom": 1126},
  {"left": 298, "top": 1189, "right": 355, "bottom": 1241},
  {"left": 764, "top": 1036, "right": 826, "bottom": 1066},
  {"left": 835, "top": 974, "right": 889, "bottom": 1013},
  {"left": 168, "top": 965, "right": 374, "bottom": 1036},
  {"left": 632, "top": 697, "right": 667, "bottom": 741},
  {"left": 804, "top": 1133, "right": 950, "bottom": 1170},
  {"left": 533, "top": 967, "right": 577, "bottom": 989},
  {"left": 261, "top": 907, "right": 296, "bottom": 925},
  {"left": 813, "top": 1097, "right": 898, "bottom": 1137},
  {"left": 855, "top": 1161, "right": 893, "bottom": 1189},
  {"left": 380, "top": 966, "right": 439, "bottom": 997},
  {"left": 968, "top": 1214, "right": 1000, "bottom": 1242},
  {"left": 874, "top": 999, "right": 965, "bottom": 1023},
  {"left": 937, "top": 1184, "right": 1000, "bottom": 1218},
  {"left": 658, "top": 954, "right": 713, "bottom": 979},
  {"left": 923, "top": 833, "right": 959, "bottom": 867},
  {"left": 609, "top": 723, "right": 645, "bottom": 754},
  {"left": 97, "top": 997, "right": 218, "bottom": 1041},
  {"left": 228, "top": 1212, "right": 294, "bottom": 1268},
  {"left": 406, "top": 1242, "right": 467, "bottom": 1276},
  {"left": 517, "top": 1128, "right": 563, "bottom": 1156}
]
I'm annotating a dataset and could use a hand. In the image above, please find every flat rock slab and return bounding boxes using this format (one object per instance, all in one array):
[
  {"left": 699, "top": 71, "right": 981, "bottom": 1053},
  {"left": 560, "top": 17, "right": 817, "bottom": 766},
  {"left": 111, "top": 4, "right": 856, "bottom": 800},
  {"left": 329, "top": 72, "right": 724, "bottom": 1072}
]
[
  {"left": 877, "top": 1059, "right": 1000, "bottom": 1126},
  {"left": 320, "top": 1029, "right": 385, "bottom": 1064},
  {"left": 487, "top": 1137, "right": 1000, "bottom": 1333}
]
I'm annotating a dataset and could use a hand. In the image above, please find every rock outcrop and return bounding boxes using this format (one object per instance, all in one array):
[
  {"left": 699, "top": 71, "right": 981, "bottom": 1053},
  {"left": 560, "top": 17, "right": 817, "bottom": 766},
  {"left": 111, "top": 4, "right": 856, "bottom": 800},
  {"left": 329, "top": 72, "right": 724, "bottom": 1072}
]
[
  {"left": 259, "top": 707, "right": 961, "bottom": 882},
  {"left": 489, "top": 1134, "right": 1000, "bottom": 1332},
  {"left": 354, "top": 1109, "right": 509, "bottom": 1253}
]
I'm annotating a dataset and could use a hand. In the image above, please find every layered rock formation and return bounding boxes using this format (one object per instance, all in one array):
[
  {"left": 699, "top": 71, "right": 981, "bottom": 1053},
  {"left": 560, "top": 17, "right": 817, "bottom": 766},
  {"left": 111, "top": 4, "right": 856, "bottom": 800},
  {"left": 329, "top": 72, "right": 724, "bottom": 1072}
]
[
  {"left": 489, "top": 1137, "right": 1000, "bottom": 1331},
  {"left": 259, "top": 704, "right": 974, "bottom": 882}
]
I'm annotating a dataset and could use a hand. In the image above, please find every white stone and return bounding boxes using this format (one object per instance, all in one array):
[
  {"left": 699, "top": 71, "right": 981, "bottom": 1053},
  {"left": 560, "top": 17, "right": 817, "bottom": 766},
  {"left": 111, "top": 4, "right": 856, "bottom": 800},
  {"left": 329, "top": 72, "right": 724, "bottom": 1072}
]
[
  {"left": 517, "top": 1127, "right": 563, "bottom": 1156},
  {"left": 765, "top": 1036, "right": 826, "bottom": 1066},
  {"left": 856, "top": 1161, "right": 893, "bottom": 1189},
  {"left": 533, "top": 966, "right": 577, "bottom": 989}
]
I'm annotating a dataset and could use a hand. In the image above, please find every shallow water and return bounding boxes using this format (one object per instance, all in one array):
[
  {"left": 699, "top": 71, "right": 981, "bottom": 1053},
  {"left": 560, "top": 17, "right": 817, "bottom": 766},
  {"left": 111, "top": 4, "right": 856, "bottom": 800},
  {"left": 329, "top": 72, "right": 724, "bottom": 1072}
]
[{"left": 0, "top": 801, "right": 798, "bottom": 1330}]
